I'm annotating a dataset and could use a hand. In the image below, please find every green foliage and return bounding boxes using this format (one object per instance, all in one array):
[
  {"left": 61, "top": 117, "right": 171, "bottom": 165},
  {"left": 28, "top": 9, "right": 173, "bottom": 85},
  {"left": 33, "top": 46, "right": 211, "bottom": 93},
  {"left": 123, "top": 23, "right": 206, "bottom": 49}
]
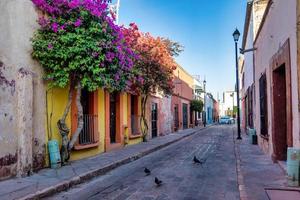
[
  {"left": 31, "top": 3, "right": 136, "bottom": 92},
  {"left": 162, "top": 37, "right": 184, "bottom": 57},
  {"left": 190, "top": 99, "right": 204, "bottom": 112}
]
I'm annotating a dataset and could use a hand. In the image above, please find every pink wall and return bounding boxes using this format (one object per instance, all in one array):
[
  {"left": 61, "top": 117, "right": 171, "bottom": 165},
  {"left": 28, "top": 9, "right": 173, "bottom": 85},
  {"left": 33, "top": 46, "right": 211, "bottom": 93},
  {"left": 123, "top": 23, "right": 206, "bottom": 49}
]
[{"left": 171, "top": 78, "right": 194, "bottom": 131}]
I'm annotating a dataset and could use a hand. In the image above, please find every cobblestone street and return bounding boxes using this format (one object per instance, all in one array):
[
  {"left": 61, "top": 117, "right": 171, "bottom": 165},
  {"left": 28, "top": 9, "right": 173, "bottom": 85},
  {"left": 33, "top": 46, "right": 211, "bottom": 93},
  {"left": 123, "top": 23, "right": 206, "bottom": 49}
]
[
  {"left": 2, "top": 1, "right": 300, "bottom": 200},
  {"left": 48, "top": 126, "right": 240, "bottom": 200}
]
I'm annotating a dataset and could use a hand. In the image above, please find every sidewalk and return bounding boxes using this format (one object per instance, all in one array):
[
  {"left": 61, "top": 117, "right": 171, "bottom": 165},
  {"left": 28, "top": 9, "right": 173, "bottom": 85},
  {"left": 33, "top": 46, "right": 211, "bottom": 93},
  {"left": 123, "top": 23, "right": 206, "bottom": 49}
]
[
  {"left": 233, "top": 129, "right": 295, "bottom": 200},
  {"left": 0, "top": 126, "right": 205, "bottom": 200}
]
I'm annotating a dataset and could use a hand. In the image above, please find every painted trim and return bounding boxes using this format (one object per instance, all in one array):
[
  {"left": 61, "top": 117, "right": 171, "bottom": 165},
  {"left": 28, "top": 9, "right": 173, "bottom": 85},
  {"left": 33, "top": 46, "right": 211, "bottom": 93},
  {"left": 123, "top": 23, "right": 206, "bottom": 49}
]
[
  {"left": 104, "top": 91, "right": 124, "bottom": 151},
  {"left": 270, "top": 39, "right": 293, "bottom": 159}
]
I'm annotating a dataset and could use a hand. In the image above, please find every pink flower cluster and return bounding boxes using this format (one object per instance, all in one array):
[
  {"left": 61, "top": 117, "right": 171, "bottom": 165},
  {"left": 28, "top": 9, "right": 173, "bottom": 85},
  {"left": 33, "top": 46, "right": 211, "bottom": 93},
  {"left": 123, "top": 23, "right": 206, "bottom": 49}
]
[{"left": 32, "top": 0, "right": 111, "bottom": 17}]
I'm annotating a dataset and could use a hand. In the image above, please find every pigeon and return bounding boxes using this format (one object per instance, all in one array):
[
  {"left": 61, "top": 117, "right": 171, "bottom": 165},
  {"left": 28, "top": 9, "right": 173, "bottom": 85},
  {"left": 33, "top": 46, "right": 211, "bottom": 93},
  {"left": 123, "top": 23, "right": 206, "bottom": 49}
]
[
  {"left": 193, "top": 156, "right": 207, "bottom": 166},
  {"left": 144, "top": 167, "right": 151, "bottom": 176},
  {"left": 155, "top": 177, "right": 163, "bottom": 186}
]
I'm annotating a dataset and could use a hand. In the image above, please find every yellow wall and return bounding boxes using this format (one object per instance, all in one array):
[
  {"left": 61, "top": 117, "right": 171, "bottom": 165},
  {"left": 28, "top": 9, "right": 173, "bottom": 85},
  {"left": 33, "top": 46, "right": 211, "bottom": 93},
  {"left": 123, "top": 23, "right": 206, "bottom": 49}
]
[
  {"left": 46, "top": 88, "right": 142, "bottom": 164},
  {"left": 174, "top": 64, "right": 194, "bottom": 87},
  {"left": 46, "top": 87, "right": 106, "bottom": 163}
]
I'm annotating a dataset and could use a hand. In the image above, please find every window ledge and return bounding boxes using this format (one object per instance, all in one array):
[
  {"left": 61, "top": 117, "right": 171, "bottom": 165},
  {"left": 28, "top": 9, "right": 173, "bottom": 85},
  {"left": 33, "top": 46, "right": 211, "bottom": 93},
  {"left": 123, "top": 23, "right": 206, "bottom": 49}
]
[
  {"left": 74, "top": 142, "right": 99, "bottom": 150},
  {"left": 129, "top": 134, "right": 142, "bottom": 139}
]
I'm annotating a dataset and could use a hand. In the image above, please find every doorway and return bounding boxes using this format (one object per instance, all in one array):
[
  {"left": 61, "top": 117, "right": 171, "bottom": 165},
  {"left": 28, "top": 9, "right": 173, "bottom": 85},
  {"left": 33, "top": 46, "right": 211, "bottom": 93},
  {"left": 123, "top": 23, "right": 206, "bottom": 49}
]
[
  {"left": 151, "top": 103, "right": 158, "bottom": 138},
  {"left": 174, "top": 104, "right": 179, "bottom": 131},
  {"left": 271, "top": 39, "right": 293, "bottom": 161},
  {"left": 272, "top": 65, "right": 288, "bottom": 160},
  {"left": 110, "top": 92, "right": 117, "bottom": 143},
  {"left": 182, "top": 103, "right": 188, "bottom": 129}
]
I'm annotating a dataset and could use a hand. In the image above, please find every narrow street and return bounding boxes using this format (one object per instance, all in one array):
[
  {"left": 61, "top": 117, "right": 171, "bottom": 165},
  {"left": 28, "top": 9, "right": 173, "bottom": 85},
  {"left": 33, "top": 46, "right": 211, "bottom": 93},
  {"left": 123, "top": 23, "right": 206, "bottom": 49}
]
[
  {"left": 48, "top": 125, "right": 239, "bottom": 200},
  {"left": 2, "top": 1, "right": 300, "bottom": 199}
]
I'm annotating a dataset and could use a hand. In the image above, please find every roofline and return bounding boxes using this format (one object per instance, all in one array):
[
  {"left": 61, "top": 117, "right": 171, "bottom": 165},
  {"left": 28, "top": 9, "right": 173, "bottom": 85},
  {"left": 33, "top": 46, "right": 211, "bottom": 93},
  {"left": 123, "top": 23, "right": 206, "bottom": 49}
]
[
  {"left": 253, "top": 0, "right": 273, "bottom": 45},
  {"left": 242, "top": 2, "right": 253, "bottom": 50},
  {"left": 175, "top": 63, "right": 194, "bottom": 80}
]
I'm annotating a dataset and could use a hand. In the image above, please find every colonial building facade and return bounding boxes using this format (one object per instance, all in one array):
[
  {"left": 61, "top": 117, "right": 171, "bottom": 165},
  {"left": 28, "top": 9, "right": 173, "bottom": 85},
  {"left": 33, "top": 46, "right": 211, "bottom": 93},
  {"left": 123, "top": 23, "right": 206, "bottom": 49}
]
[
  {"left": 0, "top": 0, "right": 198, "bottom": 180},
  {"left": 241, "top": 0, "right": 300, "bottom": 161},
  {"left": 171, "top": 66, "right": 195, "bottom": 132}
]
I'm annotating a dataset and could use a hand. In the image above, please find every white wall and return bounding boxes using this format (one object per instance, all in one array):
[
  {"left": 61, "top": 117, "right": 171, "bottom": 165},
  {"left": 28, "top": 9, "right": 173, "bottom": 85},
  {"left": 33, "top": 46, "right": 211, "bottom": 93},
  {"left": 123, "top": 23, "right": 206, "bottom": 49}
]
[
  {"left": 243, "top": 13, "right": 254, "bottom": 91},
  {"left": 254, "top": 0, "right": 299, "bottom": 154},
  {"left": 219, "top": 91, "right": 237, "bottom": 117},
  {"left": 0, "top": 0, "right": 46, "bottom": 178}
]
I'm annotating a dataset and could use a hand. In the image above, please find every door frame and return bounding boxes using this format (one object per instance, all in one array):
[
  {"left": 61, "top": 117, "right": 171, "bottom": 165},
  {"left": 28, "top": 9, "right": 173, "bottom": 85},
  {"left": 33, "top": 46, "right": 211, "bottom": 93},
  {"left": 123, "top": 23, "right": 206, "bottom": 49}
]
[
  {"left": 151, "top": 102, "right": 158, "bottom": 138},
  {"left": 182, "top": 103, "right": 188, "bottom": 129},
  {"left": 105, "top": 91, "right": 124, "bottom": 151},
  {"left": 174, "top": 104, "right": 179, "bottom": 131},
  {"left": 270, "top": 39, "right": 293, "bottom": 160}
]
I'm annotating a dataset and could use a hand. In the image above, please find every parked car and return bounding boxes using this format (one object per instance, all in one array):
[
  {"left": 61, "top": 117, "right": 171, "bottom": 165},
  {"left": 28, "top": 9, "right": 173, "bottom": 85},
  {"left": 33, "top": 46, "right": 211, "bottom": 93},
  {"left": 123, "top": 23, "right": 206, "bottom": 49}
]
[
  {"left": 230, "top": 117, "right": 235, "bottom": 124},
  {"left": 219, "top": 116, "right": 231, "bottom": 124}
]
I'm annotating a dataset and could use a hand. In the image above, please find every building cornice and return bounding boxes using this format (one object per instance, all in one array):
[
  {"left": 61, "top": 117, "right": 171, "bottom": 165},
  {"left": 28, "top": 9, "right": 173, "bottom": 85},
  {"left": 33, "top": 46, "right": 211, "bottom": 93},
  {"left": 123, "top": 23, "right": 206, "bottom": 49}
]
[{"left": 242, "top": 2, "right": 253, "bottom": 50}]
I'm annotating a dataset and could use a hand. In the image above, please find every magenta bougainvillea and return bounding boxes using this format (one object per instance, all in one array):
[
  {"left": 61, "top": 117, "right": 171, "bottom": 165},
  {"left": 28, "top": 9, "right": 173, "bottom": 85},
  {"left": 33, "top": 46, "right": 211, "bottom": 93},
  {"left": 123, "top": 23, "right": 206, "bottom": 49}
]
[
  {"left": 31, "top": 0, "right": 139, "bottom": 92},
  {"left": 31, "top": 0, "right": 140, "bottom": 162}
]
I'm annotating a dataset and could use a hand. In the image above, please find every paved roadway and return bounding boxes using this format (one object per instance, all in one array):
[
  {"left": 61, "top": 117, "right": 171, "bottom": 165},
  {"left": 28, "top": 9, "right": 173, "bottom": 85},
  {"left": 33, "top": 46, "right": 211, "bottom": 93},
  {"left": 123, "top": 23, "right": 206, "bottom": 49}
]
[{"left": 47, "top": 125, "right": 239, "bottom": 200}]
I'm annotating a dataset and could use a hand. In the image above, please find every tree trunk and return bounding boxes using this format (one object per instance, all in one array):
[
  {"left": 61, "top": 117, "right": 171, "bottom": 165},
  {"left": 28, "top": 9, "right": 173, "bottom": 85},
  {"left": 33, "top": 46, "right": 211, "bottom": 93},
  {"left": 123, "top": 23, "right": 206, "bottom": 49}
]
[
  {"left": 57, "top": 84, "right": 73, "bottom": 164},
  {"left": 140, "top": 94, "right": 148, "bottom": 142},
  {"left": 68, "top": 82, "right": 84, "bottom": 150},
  {"left": 57, "top": 81, "right": 84, "bottom": 164}
]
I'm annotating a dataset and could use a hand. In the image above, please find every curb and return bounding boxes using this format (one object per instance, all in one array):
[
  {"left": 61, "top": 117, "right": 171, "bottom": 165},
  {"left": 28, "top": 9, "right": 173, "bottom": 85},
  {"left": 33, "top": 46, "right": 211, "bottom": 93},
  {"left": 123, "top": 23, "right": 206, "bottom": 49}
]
[
  {"left": 277, "top": 160, "right": 287, "bottom": 175},
  {"left": 19, "top": 126, "right": 208, "bottom": 200},
  {"left": 232, "top": 128, "right": 248, "bottom": 200}
]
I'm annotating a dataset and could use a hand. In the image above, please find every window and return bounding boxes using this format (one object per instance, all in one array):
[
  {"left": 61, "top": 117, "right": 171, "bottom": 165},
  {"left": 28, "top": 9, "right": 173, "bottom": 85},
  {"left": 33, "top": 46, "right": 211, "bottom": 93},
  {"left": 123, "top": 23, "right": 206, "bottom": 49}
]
[
  {"left": 72, "top": 88, "right": 99, "bottom": 150},
  {"left": 130, "top": 95, "right": 140, "bottom": 136},
  {"left": 259, "top": 74, "right": 268, "bottom": 136},
  {"left": 247, "top": 86, "right": 254, "bottom": 128}
]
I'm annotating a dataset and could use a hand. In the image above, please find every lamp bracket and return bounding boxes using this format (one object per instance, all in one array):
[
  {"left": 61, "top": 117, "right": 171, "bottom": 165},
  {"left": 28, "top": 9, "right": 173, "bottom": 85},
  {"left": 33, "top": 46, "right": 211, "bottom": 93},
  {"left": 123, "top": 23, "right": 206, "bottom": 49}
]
[{"left": 240, "top": 47, "right": 257, "bottom": 54}]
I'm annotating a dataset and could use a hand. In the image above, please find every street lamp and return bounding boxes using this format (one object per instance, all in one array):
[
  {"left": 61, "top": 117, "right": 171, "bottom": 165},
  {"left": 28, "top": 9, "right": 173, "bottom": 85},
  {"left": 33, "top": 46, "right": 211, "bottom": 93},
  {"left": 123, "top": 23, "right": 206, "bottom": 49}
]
[
  {"left": 203, "top": 79, "right": 206, "bottom": 127},
  {"left": 233, "top": 28, "right": 242, "bottom": 140}
]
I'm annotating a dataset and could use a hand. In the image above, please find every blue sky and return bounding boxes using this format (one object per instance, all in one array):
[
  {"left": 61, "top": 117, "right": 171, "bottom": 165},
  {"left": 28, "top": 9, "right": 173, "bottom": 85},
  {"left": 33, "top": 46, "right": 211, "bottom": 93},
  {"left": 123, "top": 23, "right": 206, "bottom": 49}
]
[{"left": 115, "top": 0, "right": 246, "bottom": 99}]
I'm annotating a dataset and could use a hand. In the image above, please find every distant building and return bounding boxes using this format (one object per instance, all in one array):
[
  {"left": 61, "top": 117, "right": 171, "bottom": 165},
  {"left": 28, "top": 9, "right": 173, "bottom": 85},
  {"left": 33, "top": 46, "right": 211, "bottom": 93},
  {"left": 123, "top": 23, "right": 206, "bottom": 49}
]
[
  {"left": 213, "top": 99, "right": 219, "bottom": 123},
  {"left": 192, "top": 76, "right": 204, "bottom": 126},
  {"left": 219, "top": 91, "right": 237, "bottom": 117},
  {"left": 205, "top": 93, "right": 214, "bottom": 125}
]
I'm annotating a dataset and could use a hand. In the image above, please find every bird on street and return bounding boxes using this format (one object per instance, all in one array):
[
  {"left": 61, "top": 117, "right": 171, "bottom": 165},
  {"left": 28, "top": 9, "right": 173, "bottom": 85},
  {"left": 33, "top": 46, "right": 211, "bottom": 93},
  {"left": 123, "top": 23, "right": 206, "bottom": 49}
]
[
  {"left": 155, "top": 177, "right": 163, "bottom": 186},
  {"left": 144, "top": 167, "right": 151, "bottom": 176},
  {"left": 193, "top": 156, "right": 207, "bottom": 166}
]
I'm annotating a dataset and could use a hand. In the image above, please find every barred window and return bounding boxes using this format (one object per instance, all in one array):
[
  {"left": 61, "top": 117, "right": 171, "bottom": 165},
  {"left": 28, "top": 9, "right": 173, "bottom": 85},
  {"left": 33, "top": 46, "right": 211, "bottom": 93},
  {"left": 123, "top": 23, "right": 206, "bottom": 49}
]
[{"left": 259, "top": 74, "right": 268, "bottom": 136}]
